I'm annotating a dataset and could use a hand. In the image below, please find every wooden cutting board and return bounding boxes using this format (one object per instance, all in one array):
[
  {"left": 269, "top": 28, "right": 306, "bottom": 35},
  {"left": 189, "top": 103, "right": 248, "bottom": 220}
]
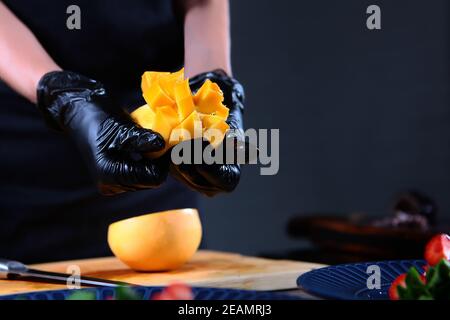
[{"left": 0, "top": 250, "right": 324, "bottom": 296}]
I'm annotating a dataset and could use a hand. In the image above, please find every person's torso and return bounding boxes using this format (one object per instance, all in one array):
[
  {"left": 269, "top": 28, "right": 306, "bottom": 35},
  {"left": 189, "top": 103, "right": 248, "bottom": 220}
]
[
  {"left": 2, "top": 0, "right": 185, "bottom": 90},
  {"left": 0, "top": 0, "right": 197, "bottom": 263}
]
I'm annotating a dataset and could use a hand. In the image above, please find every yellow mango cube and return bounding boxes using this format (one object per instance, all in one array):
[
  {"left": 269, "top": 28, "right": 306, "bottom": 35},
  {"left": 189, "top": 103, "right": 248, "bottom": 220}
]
[
  {"left": 194, "top": 80, "right": 223, "bottom": 113},
  {"left": 141, "top": 72, "right": 169, "bottom": 96},
  {"left": 170, "top": 111, "right": 202, "bottom": 145},
  {"left": 157, "top": 105, "right": 180, "bottom": 128},
  {"left": 159, "top": 68, "right": 184, "bottom": 97},
  {"left": 131, "top": 105, "right": 155, "bottom": 129},
  {"left": 204, "top": 120, "right": 230, "bottom": 148},
  {"left": 211, "top": 103, "right": 229, "bottom": 119},
  {"left": 174, "top": 79, "right": 196, "bottom": 122},
  {"left": 152, "top": 109, "right": 173, "bottom": 143},
  {"left": 143, "top": 83, "right": 175, "bottom": 111},
  {"left": 200, "top": 114, "right": 224, "bottom": 129}
]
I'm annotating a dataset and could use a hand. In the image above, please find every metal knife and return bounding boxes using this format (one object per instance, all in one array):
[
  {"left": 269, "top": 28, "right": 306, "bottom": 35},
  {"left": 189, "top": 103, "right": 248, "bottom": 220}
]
[{"left": 0, "top": 259, "right": 133, "bottom": 287}]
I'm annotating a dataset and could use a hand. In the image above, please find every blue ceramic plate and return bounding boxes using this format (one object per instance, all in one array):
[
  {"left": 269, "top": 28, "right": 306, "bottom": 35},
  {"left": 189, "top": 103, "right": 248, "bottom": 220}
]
[
  {"left": 297, "top": 260, "right": 426, "bottom": 300},
  {"left": 0, "top": 286, "right": 301, "bottom": 300}
]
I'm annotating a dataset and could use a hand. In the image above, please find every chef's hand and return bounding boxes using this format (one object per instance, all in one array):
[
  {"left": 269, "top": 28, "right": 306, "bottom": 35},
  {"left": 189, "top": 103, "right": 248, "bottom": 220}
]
[
  {"left": 36, "top": 71, "right": 168, "bottom": 195},
  {"left": 170, "top": 70, "right": 245, "bottom": 197}
]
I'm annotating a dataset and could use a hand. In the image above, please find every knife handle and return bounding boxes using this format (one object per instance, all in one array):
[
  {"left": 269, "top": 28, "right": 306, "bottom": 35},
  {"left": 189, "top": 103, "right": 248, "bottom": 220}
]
[{"left": 0, "top": 259, "right": 28, "bottom": 279}]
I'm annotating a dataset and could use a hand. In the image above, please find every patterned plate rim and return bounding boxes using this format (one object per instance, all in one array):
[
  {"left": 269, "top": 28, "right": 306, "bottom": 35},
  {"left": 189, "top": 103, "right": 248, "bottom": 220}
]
[{"left": 297, "top": 259, "right": 426, "bottom": 300}]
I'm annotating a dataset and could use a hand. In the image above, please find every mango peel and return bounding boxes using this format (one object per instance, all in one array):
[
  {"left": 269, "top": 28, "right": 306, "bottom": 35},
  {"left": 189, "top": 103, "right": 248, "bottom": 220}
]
[{"left": 131, "top": 68, "right": 229, "bottom": 158}]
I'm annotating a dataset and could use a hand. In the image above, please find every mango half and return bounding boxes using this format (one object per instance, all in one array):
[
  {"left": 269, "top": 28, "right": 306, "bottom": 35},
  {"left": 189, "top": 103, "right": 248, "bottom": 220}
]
[{"left": 131, "top": 68, "right": 230, "bottom": 158}]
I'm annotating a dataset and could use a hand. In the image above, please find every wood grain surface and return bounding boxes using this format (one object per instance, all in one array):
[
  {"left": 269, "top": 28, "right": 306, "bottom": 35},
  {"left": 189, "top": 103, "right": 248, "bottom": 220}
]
[{"left": 0, "top": 250, "right": 325, "bottom": 296}]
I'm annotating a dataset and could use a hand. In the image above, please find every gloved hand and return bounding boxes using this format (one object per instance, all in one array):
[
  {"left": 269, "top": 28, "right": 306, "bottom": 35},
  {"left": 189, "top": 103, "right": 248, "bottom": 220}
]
[
  {"left": 36, "top": 71, "right": 168, "bottom": 195},
  {"left": 169, "top": 70, "right": 245, "bottom": 197}
]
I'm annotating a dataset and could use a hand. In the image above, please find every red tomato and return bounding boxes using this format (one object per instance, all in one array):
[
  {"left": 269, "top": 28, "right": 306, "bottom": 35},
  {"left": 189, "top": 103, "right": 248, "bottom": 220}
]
[
  {"left": 388, "top": 274, "right": 407, "bottom": 300},
  {"left": 420, "top": 274, "right": 426, "bottom": 284},
  {"left": 165, "top": 282, "right": 194, "bottom": 300},
  {"left": 424, "top": 234, "right": 450, "bottom": 266},
  {"left": 151, "top": 282, "right": 193, "bottom": 300},
  {"left": 152, "top": 291, "right": 173, "bottom": 300}
]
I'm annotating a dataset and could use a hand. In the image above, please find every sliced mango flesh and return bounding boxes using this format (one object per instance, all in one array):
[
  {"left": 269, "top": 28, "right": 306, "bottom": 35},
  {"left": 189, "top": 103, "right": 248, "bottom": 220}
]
[
  {"left": 204, "top": 120, "right": 230, "bottom": 148},
  {"left": 131, "top": 68, "right": 230, "bottom": 158},
  {"left": 159, "top": 68, "right": 184, "bottom": 97},
  {"left": 194, "top": 80, "right": 223, "bottom": 113},
  {"left": 212, "top": 103, "right": 229, "bottom": 119},
  {"left": 143, "top": 83, "right": 174, "bottom": 111},
  {"left": 149, "top": 109, "right": 175, "bottom": 158},
  {"left": 157, "top": 105, "right": 179, "bottom": 129},
  {"left": 174, "top": 79, "right": 196, "bottom": 122},
  {"left": 200, "top": 114, "right": 225, "bottom": 128},
  {"left": 152, "top": 109, "right": 173, "bottom": 143},
  {"left": 131, "top": 105, "right": 155, "bottom": 129},
  {"left": 170, "top": 110, "right": 202, "bottom": 145},
  {"left": 141, "top": 71, "right": 168, "bottom": 93}
]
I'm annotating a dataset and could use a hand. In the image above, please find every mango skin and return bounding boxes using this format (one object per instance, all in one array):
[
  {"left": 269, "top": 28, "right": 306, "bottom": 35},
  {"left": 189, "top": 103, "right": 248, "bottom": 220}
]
[
  {"left": 131, "top": 68, "right": 229, "bottom": 158},
  {"left": 108, "top": 208, "right": 202, "bottom": 271}
]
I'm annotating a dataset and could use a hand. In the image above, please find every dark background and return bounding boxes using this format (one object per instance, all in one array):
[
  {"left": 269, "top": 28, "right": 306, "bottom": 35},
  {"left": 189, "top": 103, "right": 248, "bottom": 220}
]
[{"left": 200, "top": 0, "right": 450, "bottom": 256}]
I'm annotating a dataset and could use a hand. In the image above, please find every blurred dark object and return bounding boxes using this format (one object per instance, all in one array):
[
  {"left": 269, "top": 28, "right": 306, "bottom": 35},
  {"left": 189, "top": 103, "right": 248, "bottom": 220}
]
[
  {"left": 373, "top": 190, "right": 437, "bottom": 229},
  {"left": 278, "top": 190, "right": 449, "bottom": 264}
]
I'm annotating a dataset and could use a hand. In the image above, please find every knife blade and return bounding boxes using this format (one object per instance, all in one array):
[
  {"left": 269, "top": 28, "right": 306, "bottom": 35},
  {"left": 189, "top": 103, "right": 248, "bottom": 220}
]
[{"left": 0, "top": 258, "right": 133, "bottom": 288}]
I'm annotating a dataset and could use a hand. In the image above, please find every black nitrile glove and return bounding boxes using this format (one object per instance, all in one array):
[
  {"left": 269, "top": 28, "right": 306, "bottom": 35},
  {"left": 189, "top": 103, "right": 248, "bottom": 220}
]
[
  {"left": 36, "top": 71, "right": 168, "bottom": 195},
  {"left": 169, "top": 70, "right": 245, "bottom": 197}
]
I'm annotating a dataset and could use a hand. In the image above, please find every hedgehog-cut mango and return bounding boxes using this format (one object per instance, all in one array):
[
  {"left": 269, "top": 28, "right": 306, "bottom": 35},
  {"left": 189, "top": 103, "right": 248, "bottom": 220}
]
[{"left": 131, "top": 68, "right": 230, "bottom": 158}]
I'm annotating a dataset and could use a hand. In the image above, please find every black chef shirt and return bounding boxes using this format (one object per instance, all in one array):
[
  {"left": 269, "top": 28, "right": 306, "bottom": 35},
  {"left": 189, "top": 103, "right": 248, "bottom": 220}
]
[{"left": 0, "top": 0, "right": 198, "bottom": 263}]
